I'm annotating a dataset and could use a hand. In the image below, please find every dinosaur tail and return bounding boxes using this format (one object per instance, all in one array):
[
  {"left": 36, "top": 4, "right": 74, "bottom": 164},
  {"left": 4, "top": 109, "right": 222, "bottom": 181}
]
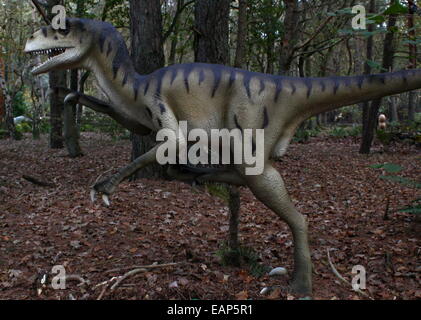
[{"left": 301, "top": 69, "right": 421, "bottom": 118}]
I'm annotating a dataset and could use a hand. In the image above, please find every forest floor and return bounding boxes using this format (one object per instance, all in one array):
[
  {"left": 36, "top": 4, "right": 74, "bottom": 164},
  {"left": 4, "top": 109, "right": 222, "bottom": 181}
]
[{"left": 0, "top": 133, "right": 420, "bottom": 300}]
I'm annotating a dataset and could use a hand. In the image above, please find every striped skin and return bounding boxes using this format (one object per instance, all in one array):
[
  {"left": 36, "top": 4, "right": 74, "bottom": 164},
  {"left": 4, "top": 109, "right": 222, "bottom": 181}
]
[{"left": 25, "top": 18, "right": 421, "bottom": 160}]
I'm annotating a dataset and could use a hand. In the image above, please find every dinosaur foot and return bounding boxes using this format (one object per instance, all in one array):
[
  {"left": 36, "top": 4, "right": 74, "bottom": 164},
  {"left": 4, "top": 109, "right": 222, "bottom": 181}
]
[
  {"left": 90, "top": 190, "right": 111, "bottom": 207},
  {"left": 90, "top": 178, "right": 117, "bottom": 207}
]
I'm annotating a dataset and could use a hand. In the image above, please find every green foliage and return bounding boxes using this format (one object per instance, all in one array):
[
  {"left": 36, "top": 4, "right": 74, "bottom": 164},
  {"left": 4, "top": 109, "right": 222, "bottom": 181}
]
[
  {"left": 0, "top": 129, "right": 8, "bottom": 139},
  {"left": 293, "top": 127, "right": 321, "bottom": 143},
  {"left": 206, "top": 183, "right": 230, "bottom": 203},
  {"left": 383, "top": 1, "right": 408, "bottom": 15},
  {"left": 80, "top": 111, "right": 129, "bottom": 140},
  {"left": 376, "top": 116, "right": 421, "bottom": 146},
  {"left": 216, "top": 242, "right": 270, "bottom": 277},
  {"left": 370, "top": 162, "right": 421, "bottom": 215},
  {"left": 369, "top": 163, "right": 403, "bottom": 173},
  {"left": 39, "top": 119, "right": 51, "bottom": 135},
  {"left": 15, "top": 122, "right": 32, "bottom": 134},
  {"left": 328, "top": 125, "right": 362, "bottom": 138},
  {"left": 12, "top": 91, "right": 29, "bottom": 118}
]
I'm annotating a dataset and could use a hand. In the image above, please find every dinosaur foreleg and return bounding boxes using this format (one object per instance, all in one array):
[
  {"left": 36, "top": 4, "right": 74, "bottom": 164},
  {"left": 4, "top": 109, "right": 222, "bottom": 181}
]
[
  {"left": 239, "top": 164, "right": 312, "bottom": 296},
  {"left": 50, "top": 87, "right": 112, "bottom": 115},
  {"left": 92, "top": 145, "right": 160, "bottom": 206}
]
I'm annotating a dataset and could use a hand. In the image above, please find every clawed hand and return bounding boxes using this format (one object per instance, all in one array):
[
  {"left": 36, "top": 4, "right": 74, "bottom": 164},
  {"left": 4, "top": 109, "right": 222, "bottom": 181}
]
[{"left": 90, "top": 178, "right": 117, "bottom": 207}]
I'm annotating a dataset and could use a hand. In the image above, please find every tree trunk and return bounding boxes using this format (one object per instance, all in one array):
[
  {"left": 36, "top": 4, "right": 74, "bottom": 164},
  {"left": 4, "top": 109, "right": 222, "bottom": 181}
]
[
  {"left": 168, "top": 0, "right": 184, "bottom": 66},
  {"left": 360, "top": 0, "right": 376, "bottom": 152},
  {"left": 194, "top": 0, "right": 231, "bottom": 64},
  {"left": 0, "top": 74, "right": 18, "bottom": 140},
  {"left": 129, "top": 0, "right": 165, "bottom": 179},
  {"left": 234, "top": 0, "right": 248, "bottom": 69},
  {"left": 388, "top": 96, "right": 399, "bottom": 122},
  {"left": 407, "top": 1, "right": 417, "bottom": 122},
  {"left": 64, "top": 69, "right": 83, "bottom": 157},
  {"left": 360, "top": 1, "right": 397, "bottom": 154},
  {"left": 279, "top": 0, "right": 299, "bottom": 75},
  {"left": 193, "top": 0, "right": 240, "bottom": 259},
  {"left": 48, "top": 72, "right": 65, "bottom": 149},
  {"left": 45, "top": 0, "right": 65, "bottom": 149}
]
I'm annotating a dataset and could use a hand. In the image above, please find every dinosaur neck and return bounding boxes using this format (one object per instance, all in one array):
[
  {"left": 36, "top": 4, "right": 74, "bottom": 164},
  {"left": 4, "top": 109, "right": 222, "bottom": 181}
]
[{"left": 86, "top": 47, "right": 140, "bottom": 103}]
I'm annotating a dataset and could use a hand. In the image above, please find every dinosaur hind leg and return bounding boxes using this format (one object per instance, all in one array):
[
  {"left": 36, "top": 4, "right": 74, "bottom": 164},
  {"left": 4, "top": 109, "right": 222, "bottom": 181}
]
[{"left": 239, "top": 164, "right": 312, "bottom": 295}]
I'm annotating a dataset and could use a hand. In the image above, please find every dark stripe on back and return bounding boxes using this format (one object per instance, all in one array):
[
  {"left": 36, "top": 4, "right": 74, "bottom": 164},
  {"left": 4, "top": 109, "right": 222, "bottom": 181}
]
[
  {"left": 198, "top": 69, "right": 205, "bottom": 85},
  {"left": 259, "top": 79, "right": 265, "bottom": 95},
  {"left": 333, "top": 78, "right": 339, "bottom": 94},
  {"left": 154, "top": 69, "right": 165, "bottom": 98},
  {"left": 99, "top": 33, "right": 106, "bottom": 53},
  {"left": 229, "top": 70, "right": 236, "bottom": 88},
  {"left": 144, "top": 81, "right": 150, "bottom": 95},
  {"left": 234, "top": 115, "right": 243, "bottom": 132},
  {"left": 357, "top": 76, "right": 364, "bottom": 89},
  {"left": 243, "top": 73, "right": 252, "bottom": 98},
  {"left": 133, "top": 76, "right": 142, "bottom": 101},
  {"left": 107, "top": 42, "right": 113, "bottom": 57},
  {"left": 262, "top": 107, "right": 269, "bottom": 128},
  {"left": 159, "top": 103, "right": 166, "bottom": 114},
  {"left": 112, "top": 46, "right": 128, "bottom": 79},
  {"left": 183, "top": 65, "right": 194, "bottom": 93},
  {"left": 122, "top": 71, "right": 129, "bottom": 86},
  {"left": 290, "top": 81, "right": 297, "bottom": 94},
  {"left": 274, "top": 79, "right": 282, "bottom": 102},
  {"left": 303, "top": 78, "right": 313, "bottom": 98},
  {"left": 170, "top": 68, "right": 178, "bottom": 85},
  {"left": 145, "top": 107, "right": 153, "bottom": 118},
  {"left": 319, "top": 80, "right": 325, "bottom": 92},
  {"left": 211, "top": 67, "right": 222, "bottom": 97}
]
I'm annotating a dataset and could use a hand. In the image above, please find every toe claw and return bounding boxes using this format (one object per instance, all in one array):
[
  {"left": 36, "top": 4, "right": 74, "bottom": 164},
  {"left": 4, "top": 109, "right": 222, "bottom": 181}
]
[
  {"left": 90, "top": 190, "right": 97, "bottom": 203},
  {"left": 102, "top": 194, "right": 110, "bottom": 207}
]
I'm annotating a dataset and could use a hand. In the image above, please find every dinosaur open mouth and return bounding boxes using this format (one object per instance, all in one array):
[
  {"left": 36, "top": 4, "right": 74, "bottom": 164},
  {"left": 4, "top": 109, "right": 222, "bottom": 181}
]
[{"left": 27, "top": 47, "right": 72, "bottom": 73}]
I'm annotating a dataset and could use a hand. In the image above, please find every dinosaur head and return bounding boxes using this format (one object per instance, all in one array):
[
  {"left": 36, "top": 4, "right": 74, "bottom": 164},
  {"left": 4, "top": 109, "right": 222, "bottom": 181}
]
[{"left": 25, "top": 18, "right": 96, "bottom": 75}]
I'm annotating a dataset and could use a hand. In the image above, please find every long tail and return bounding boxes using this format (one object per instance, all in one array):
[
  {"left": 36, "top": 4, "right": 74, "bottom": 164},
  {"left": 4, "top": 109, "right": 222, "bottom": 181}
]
[{"left": 298, "top": 69, "right": 421, "bottom": 118}]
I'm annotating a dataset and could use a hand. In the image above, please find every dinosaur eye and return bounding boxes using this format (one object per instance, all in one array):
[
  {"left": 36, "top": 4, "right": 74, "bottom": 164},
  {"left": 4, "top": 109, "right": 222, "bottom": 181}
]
[{"left": 57, "top": 28, "right": 70, "bottom": 36}]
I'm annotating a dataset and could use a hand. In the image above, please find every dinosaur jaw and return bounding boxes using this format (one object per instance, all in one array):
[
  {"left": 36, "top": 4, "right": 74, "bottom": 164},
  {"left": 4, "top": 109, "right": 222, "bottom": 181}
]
[{"left": 25, "top": 47, "right": 78, "bottom": 75}]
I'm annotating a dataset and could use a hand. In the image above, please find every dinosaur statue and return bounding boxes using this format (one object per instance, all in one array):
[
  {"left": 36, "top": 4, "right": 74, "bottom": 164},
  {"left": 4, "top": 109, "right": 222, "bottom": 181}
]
[{"left": 25, "top": 18, "right": 421, "bottom": 296}]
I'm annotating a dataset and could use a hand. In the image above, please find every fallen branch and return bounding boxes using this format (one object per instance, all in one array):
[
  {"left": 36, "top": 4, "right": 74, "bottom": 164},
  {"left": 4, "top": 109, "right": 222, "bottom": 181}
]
[
  {"left": 65, "top": 274, "right": 89, "bottom": 287},
  {"left": 23, "top": 175, "right": 56, "bottom": 187},
  {"left": 327, "top": 248, "right": 373, "bottom": 300},
  {"left": 110, "top": 268, "right": 147, "bottom": 291},
  {"left": 104, "top": 262, "right": 181, "bottom": 274},
  {"left": 97, "top": 262, "right": 180, "bottom": 300}
]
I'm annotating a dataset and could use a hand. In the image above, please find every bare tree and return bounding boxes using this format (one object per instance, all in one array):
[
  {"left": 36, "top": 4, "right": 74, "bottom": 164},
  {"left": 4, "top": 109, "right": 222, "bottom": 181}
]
[
  {"left": 360, "top": 0, "right": 397, "bottom": 154},
  {"left": 194, "top": 0, "right": 231, "bottom": 64},
  {"left": 234, "top": 0, "right": 248, "bottom": 69},
  {"left": 129, "top": 0, "right": 166, "bottom": 179}
]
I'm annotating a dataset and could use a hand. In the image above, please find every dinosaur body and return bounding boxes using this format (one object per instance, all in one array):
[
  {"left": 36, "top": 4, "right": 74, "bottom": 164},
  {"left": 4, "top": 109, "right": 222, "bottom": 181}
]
[{"left": 25, "top": 18, "right": 421, "bottom": 295}]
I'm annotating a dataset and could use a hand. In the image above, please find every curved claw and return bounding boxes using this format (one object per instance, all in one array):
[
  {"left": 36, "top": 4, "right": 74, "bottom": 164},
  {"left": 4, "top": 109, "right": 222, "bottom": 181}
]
[
  {"left": 90, "top": 190, "right": 97, "bottom": 203},
  {"left": 64, "top": 92, "right": 79, "bottom": 105},
  {"left": 102, "top": 194, "right": 111, "bottom": 207}
]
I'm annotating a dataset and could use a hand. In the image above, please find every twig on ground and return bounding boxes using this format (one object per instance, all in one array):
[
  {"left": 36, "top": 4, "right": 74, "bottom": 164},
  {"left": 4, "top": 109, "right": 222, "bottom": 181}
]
[
  {"left": 96, "top": 262, "right": 180, "bottom": 299},
  {"left": 23, "top": 175, "right": 56, "bottom": 187},
  {"left": 327, "top": 248, "right": 373, "bottom": 300},
  {"left": 104, "top": 262, "right": 181, "bottom": 274},
  {"left": 110, "top": 268, "right": 147, "bottom": 291},
  {"left": 65, "top": 274, "right": 89, "bottom": 287},
  {"left": 383, "top": 196, "right": 390, "bottom": 220}
]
